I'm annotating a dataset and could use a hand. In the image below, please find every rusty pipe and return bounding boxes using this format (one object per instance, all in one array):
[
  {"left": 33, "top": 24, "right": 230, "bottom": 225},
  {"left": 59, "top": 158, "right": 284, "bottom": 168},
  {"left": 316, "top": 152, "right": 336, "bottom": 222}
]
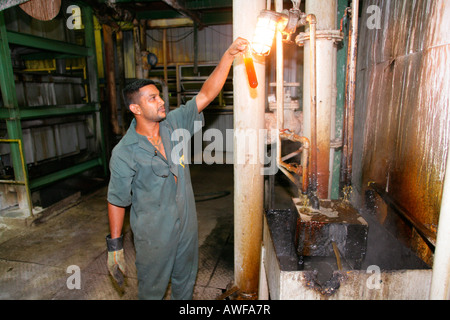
[
  {"left": 306, "top": 11, "right": 332, "bottom": 199},
  {"left": 133, "top": 23, "right": 143, "bottom": 79},
  {"left": 279, "top": 13, "right": 316, "bottom": 203},
  {"left": 116, "top": 30, "right": 126, "bottom": 135},
  {"left": 341, "top": 0, "right": 359, "bottom": 190},
  {"left": 275, "top": 3, "right": 284, "bottom": 170},
  {"left": 346, "top": 0, "right": 359, "bottom": 185},
  {"left": 102, "top": 24, "right": 121, "bottom": 135},
  {"left": 272, "top": 0, "right": 299, "bottom": 194},
  {"left": 163, "top": 28, "right": 168, "bottom": 85},
  {"left": 306, "top": 14, "right": 318, "bottom": 194},
  {"left": 281, "top": 149, "right": 304, "bottom": 162},
  {"left": 340, "top": 9, "right": 350, "bottom": 193},
  {"left": 279, "top": 130, "right": 310, "bottom": 194},
  {"left": 275, "top": 18, "right": 310, "bottom": 195},
  {"left": 369, "top": 182, "right": 436, "bottom": 249}
]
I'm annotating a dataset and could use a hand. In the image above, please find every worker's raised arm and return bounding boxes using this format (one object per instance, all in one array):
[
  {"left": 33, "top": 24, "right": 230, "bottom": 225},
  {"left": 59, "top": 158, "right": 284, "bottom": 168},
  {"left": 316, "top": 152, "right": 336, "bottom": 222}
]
[{"left": 196, "top": 37, "right": 249, "bottom": 113}]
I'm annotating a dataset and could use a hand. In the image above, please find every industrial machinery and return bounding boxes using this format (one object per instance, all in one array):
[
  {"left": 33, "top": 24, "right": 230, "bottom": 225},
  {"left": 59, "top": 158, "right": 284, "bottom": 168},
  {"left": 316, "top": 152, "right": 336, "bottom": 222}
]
[{"left": 254, "top": 0, "right": 369, "bottom": 298}]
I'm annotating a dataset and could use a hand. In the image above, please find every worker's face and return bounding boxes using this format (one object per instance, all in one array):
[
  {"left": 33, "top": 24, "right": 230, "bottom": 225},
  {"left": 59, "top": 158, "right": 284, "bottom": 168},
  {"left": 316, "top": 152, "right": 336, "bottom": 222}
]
[{"left": 131, "top": 84, "right": 166, "bottom": 122}]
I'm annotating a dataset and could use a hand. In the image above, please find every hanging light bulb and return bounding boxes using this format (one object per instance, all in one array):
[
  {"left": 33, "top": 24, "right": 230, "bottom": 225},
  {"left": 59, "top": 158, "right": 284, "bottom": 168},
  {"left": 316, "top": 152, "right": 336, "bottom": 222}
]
[
  {"left": 251, "top": 8, "right": 300, "bottom": 56},
  {"left": 251, "top": 10, "right": 282, "bottom": 56}
]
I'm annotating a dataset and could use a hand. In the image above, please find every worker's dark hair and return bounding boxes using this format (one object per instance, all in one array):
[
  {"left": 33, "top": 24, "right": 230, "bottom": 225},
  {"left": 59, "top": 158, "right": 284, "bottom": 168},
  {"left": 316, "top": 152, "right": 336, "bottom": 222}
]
[{"left": 122, "top": 79, "right": 156, "bottom": 109}]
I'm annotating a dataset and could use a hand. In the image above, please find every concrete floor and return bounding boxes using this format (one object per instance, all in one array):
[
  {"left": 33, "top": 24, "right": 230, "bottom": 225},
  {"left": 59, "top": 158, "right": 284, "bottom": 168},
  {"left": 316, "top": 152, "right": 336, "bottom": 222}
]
[
  {"left": 0, "top": 164, "right": 236, "bottom": 300},
  {"left": 1, "top": 160, "right": 429, "bottom": 301}
]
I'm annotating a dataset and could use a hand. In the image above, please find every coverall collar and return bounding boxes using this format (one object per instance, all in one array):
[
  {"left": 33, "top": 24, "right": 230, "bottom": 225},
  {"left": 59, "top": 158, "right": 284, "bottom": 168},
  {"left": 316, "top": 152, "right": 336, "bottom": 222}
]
[
  {"left": 122, "top": 118, "right": 167, "bottom": 149},
  {"left": 121, "top": 118, "right": 178, "bottom": 177}
]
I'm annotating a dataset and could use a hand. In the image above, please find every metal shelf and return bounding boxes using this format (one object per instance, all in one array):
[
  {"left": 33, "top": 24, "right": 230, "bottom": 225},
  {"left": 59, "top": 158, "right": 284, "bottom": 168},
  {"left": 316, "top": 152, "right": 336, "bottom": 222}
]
[
  {"left": 0, "top": 4, "right": 106, "bottom": 216},
  {"left": 6, "top": 31, "right": 92, "bottom": 57},
  {"left": 29, "top": 157, "right": 103, "bottom": 190},
  {"left": 176, "top": 63, "right": 234, "bottom": 111},
  {"left": 0, "top": 103, "right": 100, "bottom": 120}
]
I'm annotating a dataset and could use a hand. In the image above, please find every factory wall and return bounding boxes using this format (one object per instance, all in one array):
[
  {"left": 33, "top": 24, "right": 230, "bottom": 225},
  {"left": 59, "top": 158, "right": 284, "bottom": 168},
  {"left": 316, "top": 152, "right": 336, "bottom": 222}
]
[
  {"left": 120, "top": 24, "right": 233, "bottom": 80},
  {"left": 147, "top": 24, "right": 233, "bottom": 65},
  {"left": 352, "top": 0, "right": 450, "bottom": 265}
]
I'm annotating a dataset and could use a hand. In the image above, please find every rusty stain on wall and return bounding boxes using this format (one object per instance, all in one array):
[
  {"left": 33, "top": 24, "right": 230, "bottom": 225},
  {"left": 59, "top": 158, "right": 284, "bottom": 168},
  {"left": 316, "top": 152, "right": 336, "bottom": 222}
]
[{"left": 353, "top": 0, "right": 450, "bottom": 265}]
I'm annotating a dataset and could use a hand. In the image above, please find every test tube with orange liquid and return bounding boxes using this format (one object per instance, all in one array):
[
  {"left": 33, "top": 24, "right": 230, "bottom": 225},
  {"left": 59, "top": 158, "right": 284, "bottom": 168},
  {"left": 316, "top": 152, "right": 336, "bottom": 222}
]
[{"left": 244, "top": 48, "right": 258, "bottom": 89}]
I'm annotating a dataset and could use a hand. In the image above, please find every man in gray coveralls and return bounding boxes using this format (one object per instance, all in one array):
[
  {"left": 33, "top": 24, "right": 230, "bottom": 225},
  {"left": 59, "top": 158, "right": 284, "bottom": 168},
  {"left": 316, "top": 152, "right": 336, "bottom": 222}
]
[{"left": 105, "top": 37, "right": 249, "bottom": 300}]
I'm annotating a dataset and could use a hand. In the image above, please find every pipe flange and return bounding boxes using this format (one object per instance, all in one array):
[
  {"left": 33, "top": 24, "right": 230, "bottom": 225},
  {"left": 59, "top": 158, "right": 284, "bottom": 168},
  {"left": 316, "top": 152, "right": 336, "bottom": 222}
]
[
  {"left": 268, "top": 101, "right": 300, "bottom": 111},
  {"left": 269, "top": 82, "right": 300, "bottom": 87},
  {"left": 295, "top": 30, "right": 344, "bottom": 46}
]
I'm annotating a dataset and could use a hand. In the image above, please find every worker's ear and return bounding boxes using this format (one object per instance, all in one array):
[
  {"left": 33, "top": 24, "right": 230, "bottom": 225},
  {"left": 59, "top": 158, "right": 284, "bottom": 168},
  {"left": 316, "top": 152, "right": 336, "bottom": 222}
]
[{"left": 129, "top": 103, "right": 141, "bottom": 115}]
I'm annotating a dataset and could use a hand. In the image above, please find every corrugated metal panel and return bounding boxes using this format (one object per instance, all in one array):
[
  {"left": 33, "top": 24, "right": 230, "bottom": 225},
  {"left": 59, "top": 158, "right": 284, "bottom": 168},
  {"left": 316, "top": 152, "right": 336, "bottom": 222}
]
[
  {"left": 3, "top": 1, "right": 78, "bottom": 44},
  {"left": 146, "top": 24, "right": 232, "bottom": 64},
  {"left": 203, "top": 25, "right": 233, "bottom": 62},
  {"left": 353, "top": 0, "right": 450, "bottom": 264},
  {"left": 1, "top": 121, "right": 89, "bottom": 166},
  {"left": 170, "top": 27, "right": 194, "bottom": 62},
  {"left": 204, "top": 113, "right": 233, "bottom": 152}
]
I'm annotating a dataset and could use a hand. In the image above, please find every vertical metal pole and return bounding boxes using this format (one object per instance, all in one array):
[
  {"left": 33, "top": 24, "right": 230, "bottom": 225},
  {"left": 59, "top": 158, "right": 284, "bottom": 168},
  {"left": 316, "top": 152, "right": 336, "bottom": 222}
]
[
  {"left": 103, "top": 24, "right": 120, "bottom": 135},
  {"left": 163, "top": 28, "right": 168, "bottom": 85},
  {"left": 17, "top": 140, "right": 32, "bottom": 216},
  {"left": 83, "top": 6, "right": 100, "bottom": 103},
  {"left": 139, "top": 19, "right": 147, "bottom": 53},
  {"left": 333, "top": 0, "right": 349, "bottom": 199},
  {"left": 304, "top": 0, "right": 338, "bottom": 199},
  {"left": 133, "top": 23, "right": 143, "bottom": 79},
  {"left": 345, "top": 0, "right": 358, "bottom": 187},
  {"left": 0, "top": 11, "right": 29, "bottom": 213},
  {"left": 308, "top": 15, "right": 318, "bottom": 196},
  {"left": 275, "top": 0, "right": 284, "bottom": 168},
  {"left": 193, "top": 22, "right": 198, "bottom": 75},
  {"left": 233, "top": 0, "right": 266, "bottom": 298},
  {"left": 82, "top": 6, "right": 107, "bottom": 176},
  {"left": 116, "top": 30, "right": 126, "bottom": 134}
]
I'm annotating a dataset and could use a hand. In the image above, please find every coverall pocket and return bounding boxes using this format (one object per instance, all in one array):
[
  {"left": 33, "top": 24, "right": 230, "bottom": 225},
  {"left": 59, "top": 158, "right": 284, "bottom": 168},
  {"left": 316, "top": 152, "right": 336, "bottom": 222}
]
[
  {"left": 133, "top": 155, "right": 171, "bottom": 208},
  {"left": 151, "top": 156, "right": 170, "bottom": 178}
]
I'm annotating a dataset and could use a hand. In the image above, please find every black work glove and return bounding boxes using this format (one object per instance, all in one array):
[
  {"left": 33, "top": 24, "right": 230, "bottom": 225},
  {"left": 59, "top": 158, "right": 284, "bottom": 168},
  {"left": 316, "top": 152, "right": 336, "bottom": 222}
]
[{"left": 106, "top": 234, "right": 127, "bottom": 288}]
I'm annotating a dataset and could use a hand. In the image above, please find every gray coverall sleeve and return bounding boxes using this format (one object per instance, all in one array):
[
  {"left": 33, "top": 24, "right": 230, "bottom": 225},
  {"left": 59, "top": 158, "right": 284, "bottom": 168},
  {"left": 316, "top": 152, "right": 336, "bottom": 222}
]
[
  {"left": 169, "top": 96, "right": 204, "bottom": 136},
  {"left": 107, "top": 150, "right": 135, "bottom": 207}
]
